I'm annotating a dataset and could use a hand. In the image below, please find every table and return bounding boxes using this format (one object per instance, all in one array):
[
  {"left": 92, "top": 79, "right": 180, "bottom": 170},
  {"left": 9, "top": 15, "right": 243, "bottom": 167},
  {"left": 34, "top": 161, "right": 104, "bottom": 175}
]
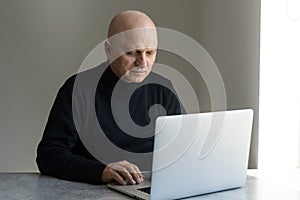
[{"left": 1, "top": 170, "right": 300, "bottom": 200}]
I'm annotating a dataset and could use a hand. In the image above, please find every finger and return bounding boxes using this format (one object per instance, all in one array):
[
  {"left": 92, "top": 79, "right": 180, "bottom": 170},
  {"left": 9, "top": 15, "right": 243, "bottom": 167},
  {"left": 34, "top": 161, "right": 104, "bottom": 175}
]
[
  {"left": 115, "top": 167, "right": 136, "bottom": 185},
  {"left": 119, "top": 163, "right": 142, "bottom": 184},
  {"left": 133, "top": 165, "right": 143, "bottom": 180},
  {"left": 110, "top": 171, "right": 127, "bottom": 185},
  {"left": 131, "top": 165, "right": 144, "bottom": 183}
]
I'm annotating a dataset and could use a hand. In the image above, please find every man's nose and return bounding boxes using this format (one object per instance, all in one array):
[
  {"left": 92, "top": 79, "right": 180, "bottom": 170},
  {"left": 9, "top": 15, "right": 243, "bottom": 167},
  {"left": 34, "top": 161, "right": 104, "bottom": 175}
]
[{"left": 135, "top": 52, "right": 147, "bottom": 67}]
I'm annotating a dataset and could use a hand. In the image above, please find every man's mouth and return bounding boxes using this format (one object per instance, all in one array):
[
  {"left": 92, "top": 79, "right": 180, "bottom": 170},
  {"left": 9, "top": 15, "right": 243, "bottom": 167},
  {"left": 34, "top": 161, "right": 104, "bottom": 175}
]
[{"left": 130, "top": 70, "right": 147, "bottom": 75}]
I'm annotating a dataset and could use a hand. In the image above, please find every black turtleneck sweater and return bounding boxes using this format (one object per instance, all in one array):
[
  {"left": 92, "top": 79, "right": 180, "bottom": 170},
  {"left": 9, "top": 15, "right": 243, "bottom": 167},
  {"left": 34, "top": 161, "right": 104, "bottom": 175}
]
[{"left": 36, "top": 62, "right": 184, "bottom": 184}]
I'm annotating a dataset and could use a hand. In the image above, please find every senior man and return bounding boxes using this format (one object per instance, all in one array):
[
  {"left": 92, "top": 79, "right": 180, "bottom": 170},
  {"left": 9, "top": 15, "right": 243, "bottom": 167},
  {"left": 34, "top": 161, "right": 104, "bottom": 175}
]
[{"left": 36, "top": 10, "right": 184, "bottom": 185}]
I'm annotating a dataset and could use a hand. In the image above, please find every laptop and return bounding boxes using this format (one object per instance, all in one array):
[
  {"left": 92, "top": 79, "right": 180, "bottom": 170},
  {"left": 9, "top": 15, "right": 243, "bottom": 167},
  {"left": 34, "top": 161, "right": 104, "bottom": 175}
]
[{"left": 108, "top": 109, "right": 254, "bottom": 199}]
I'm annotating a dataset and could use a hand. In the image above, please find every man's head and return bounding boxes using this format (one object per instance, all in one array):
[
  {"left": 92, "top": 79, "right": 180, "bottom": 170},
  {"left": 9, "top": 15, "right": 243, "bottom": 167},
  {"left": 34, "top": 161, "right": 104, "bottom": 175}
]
[{"left": 105, "top": 10, "right": 158, "bottom": 83}]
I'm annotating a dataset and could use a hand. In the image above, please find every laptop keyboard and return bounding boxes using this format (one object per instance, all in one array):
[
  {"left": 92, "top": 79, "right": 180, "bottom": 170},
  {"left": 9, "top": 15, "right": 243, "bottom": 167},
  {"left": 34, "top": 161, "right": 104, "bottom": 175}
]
[{"left": 138, "top": 187, "right": 151, "bottom": 194}]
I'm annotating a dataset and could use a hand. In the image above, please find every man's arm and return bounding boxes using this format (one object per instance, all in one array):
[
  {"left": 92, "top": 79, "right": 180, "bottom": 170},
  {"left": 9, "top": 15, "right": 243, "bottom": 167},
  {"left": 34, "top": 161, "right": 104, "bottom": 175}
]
[{"left": 36, "top": 77, "right": 105, "bottom": 184}]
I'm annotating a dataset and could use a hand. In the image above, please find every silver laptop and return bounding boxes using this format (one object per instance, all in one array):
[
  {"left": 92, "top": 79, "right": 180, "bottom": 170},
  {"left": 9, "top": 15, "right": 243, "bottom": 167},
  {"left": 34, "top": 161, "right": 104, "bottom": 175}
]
[{"left": 108, "top": 109, "right": 253, "bottom": 200}]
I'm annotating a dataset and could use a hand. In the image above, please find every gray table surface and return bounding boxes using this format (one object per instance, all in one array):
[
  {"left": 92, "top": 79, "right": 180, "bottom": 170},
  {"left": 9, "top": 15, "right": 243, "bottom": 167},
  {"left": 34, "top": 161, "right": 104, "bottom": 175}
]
[{"left": 1, "top": 171, "right": 300, "bottom": 200}]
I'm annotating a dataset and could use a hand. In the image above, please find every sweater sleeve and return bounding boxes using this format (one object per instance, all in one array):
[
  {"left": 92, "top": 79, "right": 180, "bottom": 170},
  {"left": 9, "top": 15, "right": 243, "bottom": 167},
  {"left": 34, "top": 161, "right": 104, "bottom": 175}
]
[{"left": 36, "top": 77, "right": 106, "bottom": 184}]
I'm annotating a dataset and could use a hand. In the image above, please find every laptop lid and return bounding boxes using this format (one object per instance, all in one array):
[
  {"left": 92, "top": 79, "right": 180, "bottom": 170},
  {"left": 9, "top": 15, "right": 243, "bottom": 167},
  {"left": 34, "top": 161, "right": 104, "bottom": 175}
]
[{"left": 150, "top": 109, "right": 253, "bottom": 199}]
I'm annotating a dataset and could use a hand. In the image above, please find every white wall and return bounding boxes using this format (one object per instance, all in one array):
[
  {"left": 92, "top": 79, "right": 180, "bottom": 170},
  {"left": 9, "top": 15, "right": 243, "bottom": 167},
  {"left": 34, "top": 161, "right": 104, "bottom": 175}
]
[
  {"left": 259, "top": 0, "right": 300, "bottom": 170},
  {"left": 0, "top": 0, "right": 260, "bottom": 171}
]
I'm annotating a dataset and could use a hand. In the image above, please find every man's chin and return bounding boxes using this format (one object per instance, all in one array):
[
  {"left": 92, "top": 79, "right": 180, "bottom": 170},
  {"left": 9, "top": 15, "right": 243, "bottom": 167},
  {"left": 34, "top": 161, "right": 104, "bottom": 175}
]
[
  {"left": 121, "top": 74, "right": 148, "bottom": 83},
  {"left": 121, "top": 76, "right": 146, "bottom": 83},
  {"left": 129, "top": 77, "right": 146, "bottom": 83}
]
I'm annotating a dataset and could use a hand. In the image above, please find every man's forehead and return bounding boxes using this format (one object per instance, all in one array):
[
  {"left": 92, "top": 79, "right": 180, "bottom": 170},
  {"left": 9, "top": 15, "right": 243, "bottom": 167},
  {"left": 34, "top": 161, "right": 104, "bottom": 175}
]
[{"left": 108, "top": 28, "right": 157, "bottom": 50}]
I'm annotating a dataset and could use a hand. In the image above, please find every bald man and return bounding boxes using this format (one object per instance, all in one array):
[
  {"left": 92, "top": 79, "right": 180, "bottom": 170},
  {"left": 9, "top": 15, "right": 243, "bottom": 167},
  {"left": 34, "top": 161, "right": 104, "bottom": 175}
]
[{"left": 36, "top": 10, "right": 184, "bottom": 185}]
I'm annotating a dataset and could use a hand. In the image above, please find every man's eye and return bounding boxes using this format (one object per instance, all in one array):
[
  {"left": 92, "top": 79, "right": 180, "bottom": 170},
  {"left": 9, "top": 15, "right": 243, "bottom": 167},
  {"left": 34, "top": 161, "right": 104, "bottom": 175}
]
[
  {"left": 147, "top": 51, "right": 154, "bottom": 55},
  {"left": 126, "top": 51, "right": 139, "bottom": 56},
  {"left": 126, "top": 51, "right": 134, "bottom": 55}
]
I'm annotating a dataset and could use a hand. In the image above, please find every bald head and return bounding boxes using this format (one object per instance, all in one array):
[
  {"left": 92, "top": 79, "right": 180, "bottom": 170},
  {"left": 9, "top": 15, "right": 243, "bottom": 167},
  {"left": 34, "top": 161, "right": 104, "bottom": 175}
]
[
  {"left": 108, "top": 10, "right": 156, "bottom": 38},
  {"left": 105, "top": 10, "right": 158, "bottom": 83}
]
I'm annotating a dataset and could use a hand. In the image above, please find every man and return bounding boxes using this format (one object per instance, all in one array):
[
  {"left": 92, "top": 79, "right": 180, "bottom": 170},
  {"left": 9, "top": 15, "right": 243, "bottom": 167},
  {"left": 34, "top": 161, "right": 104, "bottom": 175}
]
[{"left": 36, "top": 10, "right": 184, "bottom": 185}]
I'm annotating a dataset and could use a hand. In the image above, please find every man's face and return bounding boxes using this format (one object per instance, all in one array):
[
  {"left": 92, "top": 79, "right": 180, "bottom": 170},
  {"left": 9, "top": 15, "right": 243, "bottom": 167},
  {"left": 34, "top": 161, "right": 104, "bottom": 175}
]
[{"left": 106, "top": 28, "right": 157, "bottom": 83}]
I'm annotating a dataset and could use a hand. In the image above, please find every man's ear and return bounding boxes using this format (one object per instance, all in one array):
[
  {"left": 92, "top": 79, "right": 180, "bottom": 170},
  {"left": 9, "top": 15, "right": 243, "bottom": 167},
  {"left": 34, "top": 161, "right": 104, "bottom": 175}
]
[{"left": 105, "top": 40, "right": 112, "bottom": 60}]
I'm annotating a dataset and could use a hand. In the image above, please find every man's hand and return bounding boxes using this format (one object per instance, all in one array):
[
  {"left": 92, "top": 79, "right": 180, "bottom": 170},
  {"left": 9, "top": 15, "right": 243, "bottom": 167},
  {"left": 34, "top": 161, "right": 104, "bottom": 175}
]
[{"left": 101, "top": 160, "right": 144, "bottom": 185}]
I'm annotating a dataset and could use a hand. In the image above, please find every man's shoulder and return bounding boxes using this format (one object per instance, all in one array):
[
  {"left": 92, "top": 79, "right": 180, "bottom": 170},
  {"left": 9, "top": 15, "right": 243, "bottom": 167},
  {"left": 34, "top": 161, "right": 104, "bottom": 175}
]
[
  {"left": 71, "top": 62, "right": 108, "bottom": 81},
  {"left": 62, "top": 62, "right": 108, "bottom": 89}
]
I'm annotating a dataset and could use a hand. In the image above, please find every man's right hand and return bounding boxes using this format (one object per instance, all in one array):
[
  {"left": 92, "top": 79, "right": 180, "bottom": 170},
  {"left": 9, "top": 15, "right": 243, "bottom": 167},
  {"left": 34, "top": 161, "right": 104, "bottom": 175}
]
[{"left": 101, "top": 160, "right": 144, "bottom": 185}]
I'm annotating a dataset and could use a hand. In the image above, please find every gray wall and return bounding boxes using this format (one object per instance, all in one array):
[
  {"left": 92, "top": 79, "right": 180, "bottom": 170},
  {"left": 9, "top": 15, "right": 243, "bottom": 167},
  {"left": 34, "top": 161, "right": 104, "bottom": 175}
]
[{"left": 0, "top": 0, "right": 260, "bottom": 172}]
